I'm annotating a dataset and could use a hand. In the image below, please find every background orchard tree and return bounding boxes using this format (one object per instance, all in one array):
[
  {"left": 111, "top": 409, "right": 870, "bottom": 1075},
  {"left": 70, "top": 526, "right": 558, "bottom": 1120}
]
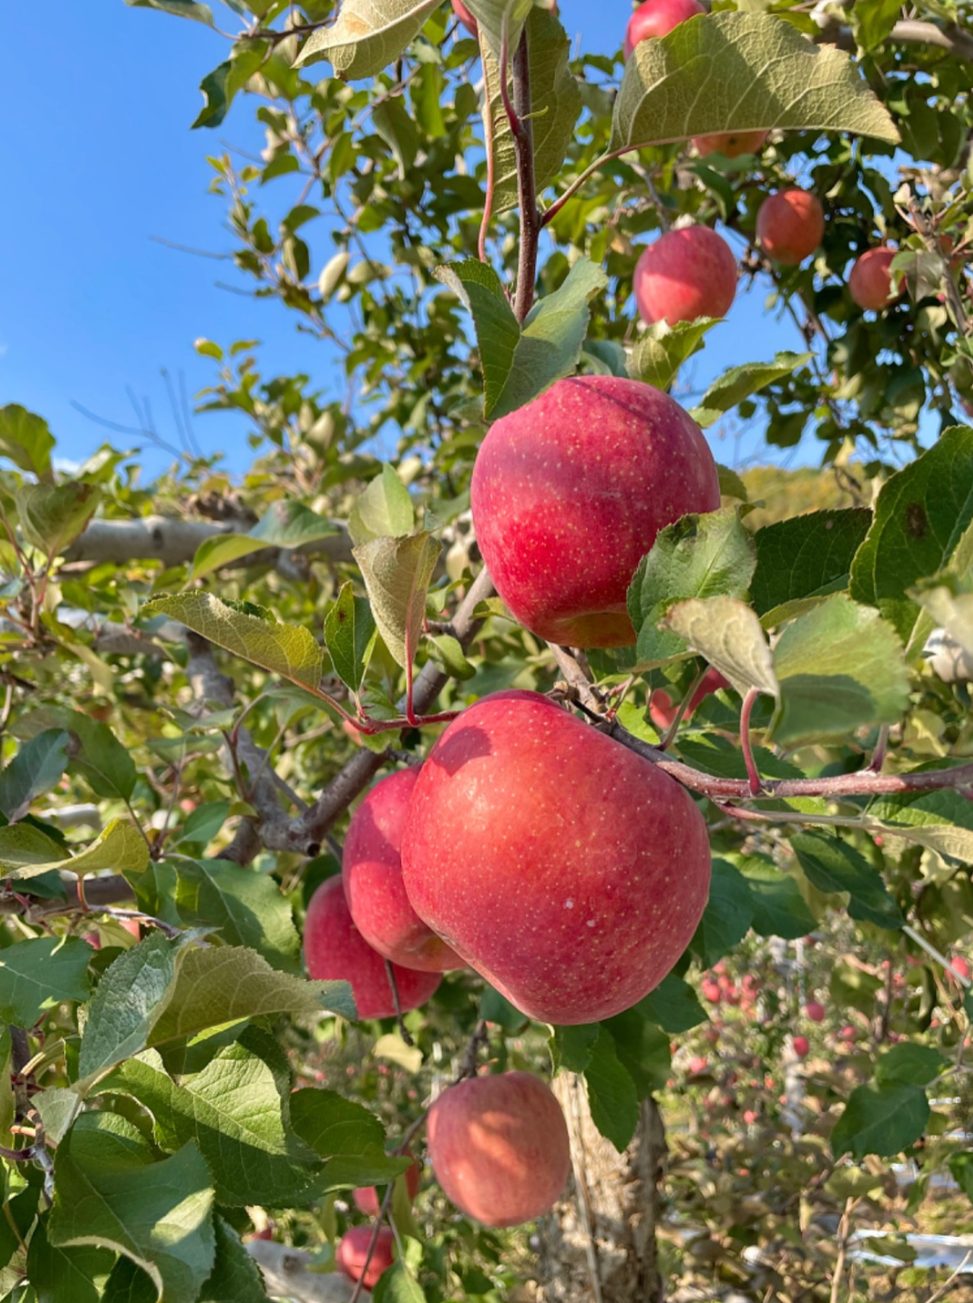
[{"left": 0, "top": 0, "right": 972, "bottom": 1300}]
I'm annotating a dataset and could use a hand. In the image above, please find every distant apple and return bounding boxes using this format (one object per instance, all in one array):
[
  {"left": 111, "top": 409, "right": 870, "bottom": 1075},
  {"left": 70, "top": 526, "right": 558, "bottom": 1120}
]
[
  {"left": 805, "top": 1000, "right": 826, "bottom": 1023},
  {"left": 849, "top": 246, "right": 901, "bottom": 310},
  {"left": 756, "top": 188, "right": 825, "bottom": 265},
  {"left": 950, "top": 955, "right": 971, "bottom": 983},
  {"left": 624, "top": 0, "right": 704, "bottom": 58},
  {"left": 792, "top": 1035, "right": 810, "bottom": 1059},
  {"left": 353, "top": 1155, "right": 421, "bottom": 1215},
  {"left": 700, "top": 978, "right": 722, "bottom": 1005},
  {"left": 838, "top": 1024, "right": 857, "bottom": 1043},
  {"left": 693, "top": 130, "right": 768, "bottom": 158},
  {"left": 634, "top": 225, "right": 738, "bottom": 326},
  {"left": 688, "top": 1055, "right": 708, "bottom": 1075},
  {"left": 336, "top": 1225, "right": 395, "bottom": 1290}
]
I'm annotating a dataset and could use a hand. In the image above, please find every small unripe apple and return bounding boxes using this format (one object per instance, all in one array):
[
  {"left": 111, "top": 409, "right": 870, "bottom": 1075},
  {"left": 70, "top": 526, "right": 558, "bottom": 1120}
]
[
  {"left": 624, "top": 0, "right": 704, "bottom": 58},
  {"left": 792, "top": 1035, "right": 810, "bottom": 1059},
  {"left": 451, "top": 0, "right": 477, "bottom": 34},
  {"left": 336, "top": 1225, "right": 395, "bottom": 1290},
  {"left": 343, "top": 770, "right": 463, "bottom": 973},
  {"left": 353, "top": 1155, "right": 421, "bottom": 1215},
  {"left": 427, "top": 1072, "right": 571, "bottom": 1226},
  {"left": 849, "top": 246, "right": 901, "bottom": 310},
  {"left": 303, "top": 877, "right": 441, "bottom": 1019},
  {"left": 401, "top": 691, "right": 712, "bottom": 1024},
  {"left": 470, "top": 375, "right": 720, "bottom": 648},
  {"left": 756, "top": 188, "right": 825, "bottom": 265},
  {"left": 693, "top": 130, "right": 768, "bottom": 158},
  {"left": 805, "top": 1000, "right": 826, "bottom": 1023},
  {"left": 634, "top": 225, "right": 738, "bottom": 326}
]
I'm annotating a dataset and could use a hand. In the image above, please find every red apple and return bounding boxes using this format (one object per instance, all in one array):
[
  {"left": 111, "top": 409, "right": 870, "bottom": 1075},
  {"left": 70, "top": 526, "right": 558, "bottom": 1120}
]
[
  {"left": 353, "top": 1155, "right": 421, "bottom": 1215},
  {"left": 426, "top": 1071, "right": 571, "bottom": 1226},
  {"left": 451, "top": 0, "right": 477, "bottom": 34},
  {"left": 950, "top": 955, "right": 971, "bottom": 983},
  {"left": 336, "top": 1225, "right": 395, "bottom": 1290},
  {"left": 634, "top": 225, "right": 738, "bottom": 327},
  {"left": 792, "top": 1035, "right": 810, "bottom": 1059},
  {"left": 343, "top": 769, "right": 463, "bottom": 973},
  {"left": 624, "top": 0, "right": 704, "bottom": 58},
  {"left": 693, "top": 130, "right": 768, "bottom": 158},
  {"left": 756, "top": 188, "right": 825, "bottom": 265},
  {"left": 805, "top": 1000, "right": 826, "bottom": 1023},
  {"left": 700, "top": 979, "right": 722, "bottom": 1005},
  {"left": 849, "top": 246, "right": 900, "bottom": 310},
  {"left": 401, "top": 691, "right": 711, "bottom": 1024},
  {"left": 303, "top": 877, "right": 441, "bottom": 1019},
  {"left": 837, "top": 1024, "right": 857, "bottom": 1043},
  {"left": 470, "top": 375, "right": 720, "bottom": 648},
  {"left": 688, "top": 1055, "right": 708, "bottom": 1075},
  {"left": 743, "top": 1108, "right": 759, "bottom": 1125}
]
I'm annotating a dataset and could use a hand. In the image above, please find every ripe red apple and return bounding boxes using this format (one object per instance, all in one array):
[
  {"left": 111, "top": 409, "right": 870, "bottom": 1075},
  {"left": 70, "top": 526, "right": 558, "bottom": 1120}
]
[
  {"left": 336, "top": 1225, "right": 395, "bottom": 1290},
  {"left": 700, "top": 978, "right": 722, "bottom": 1005},
  {"left": 837, "top": 1024, "right": 857, "bottom": 1043},
  {"left": 401, "top": 690, "right": 711, "bottom": 1024},
  {"left": 426, "top": 1071, "right": 571, "bottom": 1226},
  {"left": 634, "top": 225, "right": 738, "bottom": 327},
  {"left": 805, "top": 1000, "right": 826, "bottom": 1023},
  {"left": 688, "top": 1055, "right": 708, "bottom": 1075},
  {"left": 624, "top": 0, "right": 704, "bottom": 58},
  {"left": 343, "top": 770, "right": 463, "bottom": 973},
  {"left": 650, "top": 667, "right": 729, "bottom": 731},
  {"left": 950, "top": 955, "right": 971, "bottom": 983},
  {"left": 849, "top": 246, "right": 900, "bottom": 310},
  {"left": 303, "top": 877, "right": 441, "bottom": 1019},
  {"left": 792, "top": 1035, "right": 810, "bottom": 1059},
  {"left": 470, "top": 375, "right": 720, "bottom": 648},
  {"left": 353, "top": 1155, "right": 421, "bottom": 1215},
  {"left": 451, "top": 0, "right": 477, "bottom": 34},
  {"left": 693, "top": 130, "right": 768, "bottom": 158},
  {"left": 756, "top": 188, "right": 825, "bottom": 265}
]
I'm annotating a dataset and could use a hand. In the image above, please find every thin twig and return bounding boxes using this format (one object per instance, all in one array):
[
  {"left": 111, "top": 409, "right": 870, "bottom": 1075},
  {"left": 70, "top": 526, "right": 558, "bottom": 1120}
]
[
  {"left": 383, "top": 960, "right": 415, "bottom": 1048},
  {"left": 739, "top": 688, "right": 762, "bottom": 796}
]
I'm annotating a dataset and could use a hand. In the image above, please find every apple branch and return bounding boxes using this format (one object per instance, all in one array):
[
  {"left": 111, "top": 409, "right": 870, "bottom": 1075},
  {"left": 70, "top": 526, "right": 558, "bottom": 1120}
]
[
  {"left": 739, "top": 688, "right": 762, "bottom": 796},
  {"left": 502, "top": 26, "right": 540, "bottom": 322}
]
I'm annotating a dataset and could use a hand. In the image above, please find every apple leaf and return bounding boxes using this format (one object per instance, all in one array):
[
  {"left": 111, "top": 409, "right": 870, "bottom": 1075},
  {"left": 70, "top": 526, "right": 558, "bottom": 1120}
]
[
  {"left": 349, "top": 464, "right": 415, "bottom": 546},
  {"left": 640, "top": 973, "right": 707, "bottom": 1034},
  {"left": 17, "top": 707, "right": 137, "bottom": 801},
  {"left": 584, "top": 1027, "right": 639, "bottom": 1152},
  {"left": 949, "top": 1154, "right": 973, "bottom": 1204},
  {"left": 297, "top": 0, "right": 442, "bottom": 79},
  {"left": 692, "top": 859, "right": 753, "bottom": 967},
  {"left": 912, "top": 567, "right": 973, "bottom": 658},
  {"left": 0, "top": 404, "right": 55, "bottom": 478},
  {"left": 463, "top": 0, "right": 535, "bottom": 46},
  {"left": 663, "top": 596, "right": 777, "bottom": 699},
  {"left": 791, "top": 832, "right": 903, "bottom": 930},
  {"left": 17, "top": 483, "right": 101, "bottom": 558},
  {"left": 199, "top": 1217, "right": 271, "bottom": 1303},
  {"left": 124, "top": 0, "right": 214, "bottom": 24},
  {"left": 0, "top": 937, "right": 91, "bottom": 1026},
  {"left": 324, "top": 581, "right": 377, "bottom": 692},
  {"left": 875, "top": 1043, "right": 946, "bottom": 1088},
  {"left": 751, "top": 509, "right": 872, "bottom": 620},
  {"left": 738, "top": 858, "right": 816, "bottom": 940},
  {"left": 0, "top": 728, "right": 71, "bottom": 822},
  {"left": 612, "top": 12, "right": 899, "bottom": 151},
  {"left": 691, "top": 352, "right": 812, "bottom": 429},
  {"left": 867, "top": 787, "right": 973, "bottom": 862},
  {"left": 353, "top": 531, "right": 441, "bottom": 671},
  {"left": 627, "top": 318, "right": 721, "bottom": 391},
  {"left": 831, "top": 1082, "right": 929, "bottom": 1160},
  {"left": 603, "top": 1008, "right": 671, "bottom": 1097},
  {"left": 24, "top": 1220, "right": 112, "bottom": 1303},
  {"left": 289, "top": 1087, "right": 411, "bottom": 1190},
  {"left": 0, "top": 818, "right": 148, "bottom": 883},
  {"left": 191, "top": 501, "right": 338, "bottom": 581}
]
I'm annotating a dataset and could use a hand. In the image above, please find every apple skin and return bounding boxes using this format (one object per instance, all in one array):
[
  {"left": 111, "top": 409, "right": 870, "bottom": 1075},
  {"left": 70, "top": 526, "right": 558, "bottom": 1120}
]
[
  {"left": 470, "top": 375, "right": 720, "bottom": 648},
  {"left": 353, "top": 1156, "right": 421, "bottom": 1215},
  {"left": 849, "top": 246, "right": 900, "bottom": 310},
  {"left": 624, "top": 0, "right": 704, "bottom": 58},
  {"left": 805, "top": 1000, "right": 826, "bottom": 1023},
  {"left": 792, "top": 1035, "right": 810, "bottom": 1059},
  {"left": 756, "top": 188, "right": 825, "bottom": 265},
  {"left": 451, "top": 0, "right": 477, "bottom": 34},
  {"left": 336, "top": 1225, "right": 395, "bottom": 1290},
  {"left": 426, "top": 1071, "right": 571, "bottom": 1227},
  {"left": 303, "top": 876, "right": 441, "bottom": 1020},
  {"left": 649, "top": 666, "right": 730, "bottom": 732},
  {"left": 343, "top": 769, "right": 464, "bottom": 973},
  {"left": 950, "top": 955, "right": 971, "bottom": 982},
  {"left": 401, "top": 690, "right": 712, "bottom": 1024},
  {"left": 693, "top": 130, "right": 768, "bottom": 158},
  {"left": 634, "top": 225, "right": 738, "bottom": 327}
]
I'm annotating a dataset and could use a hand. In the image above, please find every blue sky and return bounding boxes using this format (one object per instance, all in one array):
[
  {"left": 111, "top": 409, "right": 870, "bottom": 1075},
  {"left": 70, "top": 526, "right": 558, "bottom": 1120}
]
[{"left": 1, "top": 1, "right": 806, "bottom": 477}]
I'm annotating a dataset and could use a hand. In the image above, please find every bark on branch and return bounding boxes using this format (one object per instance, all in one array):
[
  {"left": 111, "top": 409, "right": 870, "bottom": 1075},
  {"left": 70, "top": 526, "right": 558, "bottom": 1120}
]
[
  {"left": 247, "top": 1240, "right": 369, "bottom": 1302},
  {"left": 65, "top": 516, "right": 353, "bottom": 570}
]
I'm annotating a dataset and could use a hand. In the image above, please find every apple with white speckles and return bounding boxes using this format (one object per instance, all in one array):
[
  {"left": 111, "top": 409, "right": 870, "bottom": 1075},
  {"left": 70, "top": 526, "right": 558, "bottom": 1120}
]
[
  {"left": 634, "top": 225, "right": 738, "bottom": 327},
  {"left": 624, "top": 0, "right": 704, "bottom": 58},
  {"left": 401, "top": 690, "right": 711, "bottom": 1024},
  {"left": 470, "top": 375, "right": 720, "bottom": 648}
]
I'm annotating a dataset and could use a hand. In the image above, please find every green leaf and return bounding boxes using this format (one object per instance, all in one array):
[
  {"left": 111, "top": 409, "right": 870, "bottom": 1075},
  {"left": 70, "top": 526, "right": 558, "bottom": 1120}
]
[
  {"left": 550, "top": 1024, "right": 600, "bottom": 1074},
  {"left": 831, "top": 1082, "right": 929, "bottom": 1160},
  {"left": 172, "top": 802, "right": 231, "bottom": 849},
  {"left": 738, "top": 858, "right": 816, "bottom": 939},
  {"left": 875, "top": 1043, "right": 946, "bottom": 1088},
  {"left": 0, "top": 730, "right": 71, "bottom": 822},
  {"left": 372, "top": 1264, "right": 426, "bottom": 1303},
  {"left": 851, "top": 0, "right": 902, "bottom": 51},
  {"left": 791, "top": 832, "right": 903, "bottom": 930},
  {"left": 106, "top": 1045, "right": 317, "bottom": 1207},
  {"left": 353, "top": 532, "right": 441, "bottom": 671},
  {"left": 324, "top": 581, "right": 376, "bottom": 692},
  {"left": 663, "top": 595, "right": 777, "bottom": 698},
  {"left": 289, "top": 1088, "right": 410, "bottom": 1190},
  {"left": 751, "top": 509, "right": 873, "bottom": 620},
  {"left": 191, "top": 501, "right": 337, "bottom": 580},
  {"left": 868, "top": 787, "right": 973, "bottom": 861},
  {"left": 949, "top": 1153, "right": 973, "bottom": 1203},
  {"left": 463, "top": 0, "right": 534, "bottom": 46},
  {"left": 612, "top": 12, "right": 899, "bottom": 151},
  {"left": 348, "top": 465, "right": 415, "bottom": 547},
  {"left": 24, "top": 1219, "right": 112, "bottom": 1303},
  {"left": 627, "top": 508, "right": 756, "bottom": 666},
  {"left": 124, "top": 0, "right": 214, "bottom": 23},
  {"left": 603, "top": 1007, "right": 671, "bottom": 1096},
  {"left": 627, "top": 318, "right": 720, "bottom": 390},
  {"left": 297, "top": 0, "right": 441, "bottom": 78},
  {"left": 0, "top": 822, "right": 67, "bottom": 874},
  {"left": 50, "top": 1113, "right": 215, "bottom": 1303},
  {"left": 584, "top": 1027, "right": 639, "bottom": 1152},
  {"left": 0, "top": 405, "right": 55, "bottom": 478},
  {"left": 34, "top": 1087, "right": 82, "bottom": 1145},
  {"left": 436, "top": 257, "right": 608, "bottom": 420},
  {"left": 426, "top": 634, "right": 475, "bottom": 680},
  {"left": 0, "top": 937, "right": 91, "bottom": 1025},
  {"left": 640, "top": 973, "right": 707, "bottom": 1034},
  {"left": 691, "top": 353, "right": 811, "bottom": 429},
  {"left": 143, "top": 592, "right": 328, "bottom": 695},
  {"left": 17, "top": 484, "right": 100, "bottom": 559},
  {"left": 102, "top": 1258, "right": 160, "bottom": 1303},
  {"left": 0, "top": 818, "right": 148, "bottom": 884},
  {"left": 200, "top": 1217, "right": 271, "bottom": 1303},
  {"left": 18, "top": 709, "right": 136, "bottom": 801},
  {"left": 692, "top": 859, "right": 753, "bottom": 966},
  {"left": 193, "top": 46, "right": 268, "bottom": 130},
  {"left": 771, "top": 594, "right": 910, "bottom": 744},
  {"left": 372, "top": 96, "right": 420, "bottom": 179},
  {"left": 481, "top": 6, "right": 582, "bottom": 213},
  {"left": 850, "top": 426, "right": 973, "bottom": 646}
]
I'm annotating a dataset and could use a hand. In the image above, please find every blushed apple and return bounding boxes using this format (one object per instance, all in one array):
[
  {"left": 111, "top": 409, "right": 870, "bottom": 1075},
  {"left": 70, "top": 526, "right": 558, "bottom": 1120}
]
[
  {"left": 756, "top": 188, "right": 824, "bottom": 265},
  {"left": 805, "top": 1000, "right": 826, "bottom": 1023},
  {"left": 849, "top": 246, "right": 901, "bottom": 310},
  {"left": 470, "top": 375, "right": 720, "bottom": 648},
  {"left": 693, "top": 130, "right": 768, "bottom": 158},
  {"left": 624, "top": 0, "right": 704, "bottom": 58},
  {"left": 426, "top": 1071, "right": 571, "bottom": 1226},
  {"left": 792, "top": 1035, "right": 810, "bottom": 1059},
  {"left": 303, "top": 876, "right": 441, "bottom": 1019},
  {"left": 649, "top": 666, "right": 730, "bottom": 732},
  {"left": 451, "top": 0, "right": 477, "bottom": 34},
  {"left": 634, "top": 225, "right": 738, "bottom": 326},
  {"left": 401, "top": 690, "right": 711, "bottom": 1024},
  {"left": 343, "top": 769, "right": 463, "bottom": 973},
  {"left": 336, "top": 1225, "right": 395, "bottom": 1290}
]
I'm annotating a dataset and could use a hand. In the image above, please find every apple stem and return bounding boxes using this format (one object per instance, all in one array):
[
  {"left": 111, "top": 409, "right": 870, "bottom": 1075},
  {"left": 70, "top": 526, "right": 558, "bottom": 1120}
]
[
  {"left": 502, "top": 26, "right": 540, "bottom": 321},
  {"left": 868, "top": 725, "right": 890, "bottom": 773},
  {"left": 739, "top": 688, "right": 762, "bottom": 796},
  {"left": 383, "top": 960, "right": 415, "bottom": 1048}
]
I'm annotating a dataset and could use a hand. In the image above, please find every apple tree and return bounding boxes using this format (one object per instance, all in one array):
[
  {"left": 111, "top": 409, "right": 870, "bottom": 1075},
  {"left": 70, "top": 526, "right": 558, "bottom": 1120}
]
[{"left": 0, "top": 0, "right": 972, "bottom": 1299}]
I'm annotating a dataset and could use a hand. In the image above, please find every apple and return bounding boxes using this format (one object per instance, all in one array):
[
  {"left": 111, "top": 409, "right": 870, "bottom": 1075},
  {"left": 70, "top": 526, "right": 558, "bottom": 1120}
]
[
  {"left": 649, "top": 663, "right": 731, "bottom": 731},
  {"left": 805, "top": 1000, "right": 826, "bottom": 1023},
  {"left": 426, "top": 1071, "right": 571, "bottom": 1226},
  {"left": 470, "top": 375, "right": 720, "bottom": 648},
  {"left": 849, "top": 246, "right": 900, "bottom": 310},
  {"left": 451, "top": 0, "right": 477, "bottom": 34},
  {"left": 743, "top": 1108, "right": 759, "bottom": 1125},
  {"left": 343, "top": 769, "right": 463, "bottom": 973},
  {"left": 950, "top": 955, "right": 971, "bottom": 983},
  {"left": 353, "top": 1155, "right": 421, "bottom": 1215},
  {"left": 624, "top": 0, "right": 704, "bottom": 58},
  {"left": 693, "top": 130, "right": 768, "bottom": 158},
  {"left": 336, "top": 1225, "right": 395, "bottom": 1290},
  {"left": 401, "top": 690, "right": 711, "bottom": 1024},
  {"left": 792, "top": 1035, "right": 810, "bottom": 1059},
  {"left": 303, "top": 876, "right": 441, "bottom": 1019},
  {"left": 756, "top": 188, "right": 825, "bottom": 265},
  {"left": 837, "top": 1024, "right": 857, "bottom": 1043},
  {"left": 634, "top": 225, "right": 738, "bottom": 326},
  {"left": 688, "top": 1055, "right": 708, "bottom": 1075}
]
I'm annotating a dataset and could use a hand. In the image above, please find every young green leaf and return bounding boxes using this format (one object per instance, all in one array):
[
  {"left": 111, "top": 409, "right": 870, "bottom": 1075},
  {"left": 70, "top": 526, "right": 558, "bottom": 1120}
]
[
  {"left": 353, "top": 531, "right": 441, "bottom": 671},
  {"left": 191, "top": 501, "right": 338, "bottom": 580},
  {"left": 0, "top": 937, "right": 91, "bottom": 1026},
  {"left": 297, "top": 0, "right": 441, "bottom": 79},
  {"left": 324, "top": 581, "right": 377, "bottom": 692},
  {"left": 831, "top": 1082, "right": 929, "bottom": 1160},
  {"left": 0, "top": 404, "right": 55, "bottom": 479},
  {"left": 16, "top": 484, "right": 101, "bottom": 559},
  {"left": 691, "top": 352, "right": 811, "bottom": 429},
  {"left": 751, "top": 509, "right": 872, "bottom": 620},
  {"left": 791, "top": 832, "right": 903, "bottom": 930},
  {"left": 0, "top": 818, "right": 148, "bottom": 883},
  {"left": 348, "top": 464, "right": 415, "bottom": 546},
  {"left": 627, "top": 318, "right": 720, "bottom": 391},
  {"left": 663, "top": 596, "right": 777, "bottom": 698}
]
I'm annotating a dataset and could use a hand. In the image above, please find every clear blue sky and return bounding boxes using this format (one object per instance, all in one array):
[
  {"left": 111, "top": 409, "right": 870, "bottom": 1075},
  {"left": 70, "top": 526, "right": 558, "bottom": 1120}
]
[{"left": 1, "top": 2, "right": 807, "bottom": 477}]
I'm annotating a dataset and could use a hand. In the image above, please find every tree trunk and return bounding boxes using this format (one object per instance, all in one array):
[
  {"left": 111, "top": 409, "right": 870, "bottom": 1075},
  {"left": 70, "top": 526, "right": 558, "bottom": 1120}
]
[{"left": 534, "top": 1076, "right": 667, "bottom": 1302}]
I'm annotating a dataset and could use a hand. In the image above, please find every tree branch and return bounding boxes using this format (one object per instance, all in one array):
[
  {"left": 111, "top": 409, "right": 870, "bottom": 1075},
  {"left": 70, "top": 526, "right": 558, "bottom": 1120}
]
[
  {"left": 506, "top": 27, "right": 540, "bottom": 321},
  {"left": 247, "top": 1241, "right": 369, "bottom": 1301},
  {"left": 65, "top": 516, "right": 353, "bottom": 570}
]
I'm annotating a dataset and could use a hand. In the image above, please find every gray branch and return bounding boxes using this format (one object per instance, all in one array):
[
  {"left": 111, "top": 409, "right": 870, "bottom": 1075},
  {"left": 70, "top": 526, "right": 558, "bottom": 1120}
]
[
  {"left": 65, "top": 516, "right": 353, "bottom": 570},
  {"left": 247, "top": 1240, "right": 370, "bottom": 1302}
]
